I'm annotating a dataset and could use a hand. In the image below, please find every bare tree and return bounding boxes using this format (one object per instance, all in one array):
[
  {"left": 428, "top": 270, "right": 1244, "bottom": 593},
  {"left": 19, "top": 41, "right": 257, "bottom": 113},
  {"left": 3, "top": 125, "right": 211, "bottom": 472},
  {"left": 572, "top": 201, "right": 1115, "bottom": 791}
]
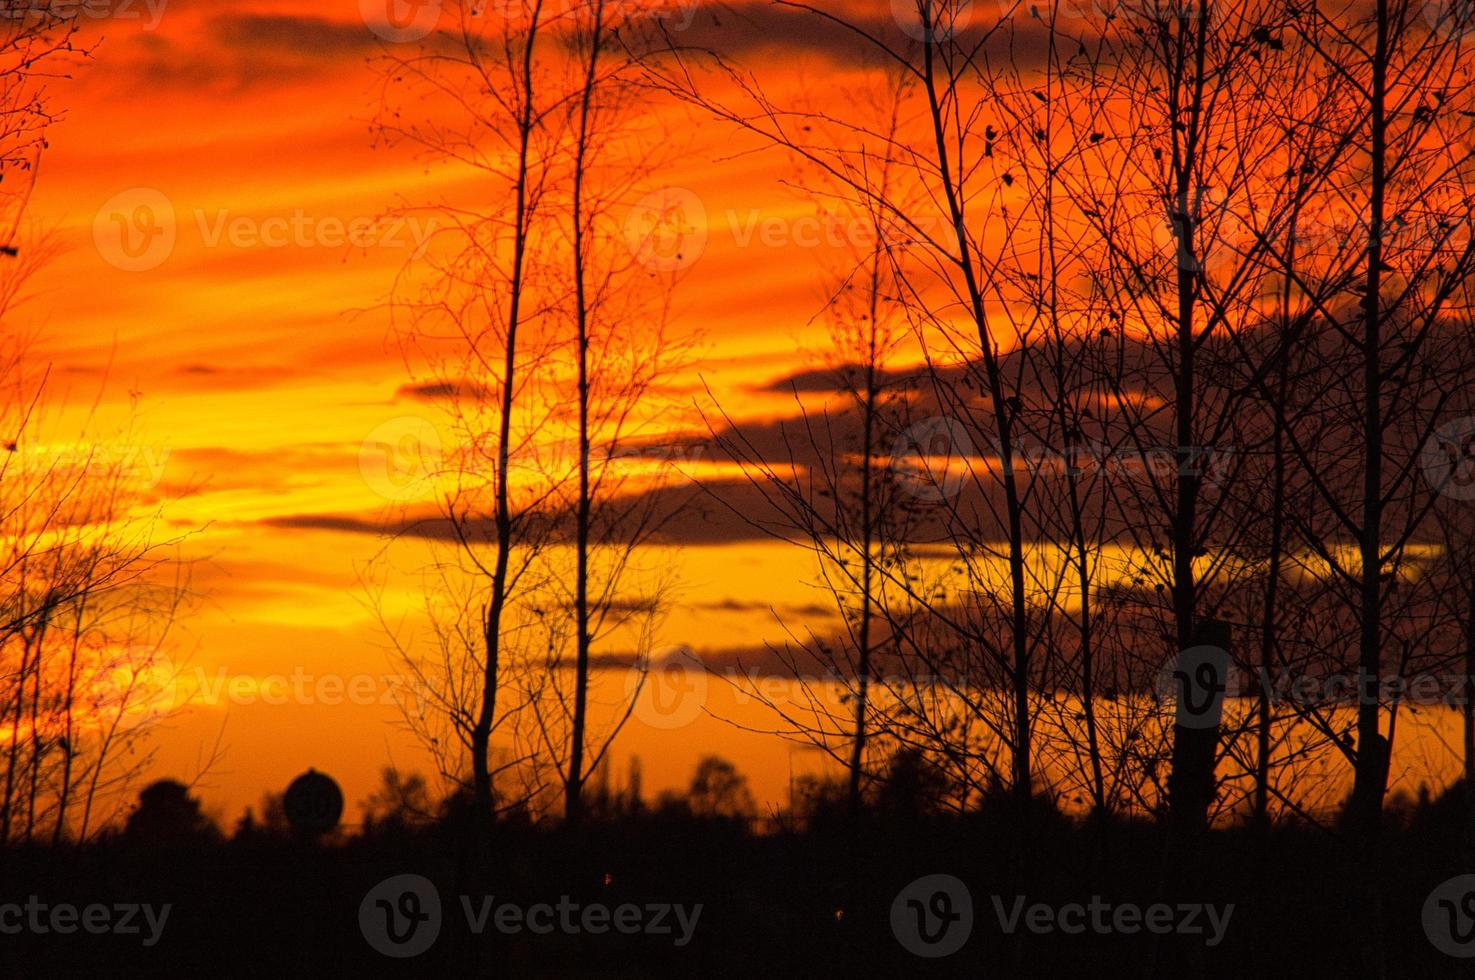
[
  {"left": 1283, "top": 0, "right": 1475, "bottom": 844},
  {"left": 551, "top": 0, "right": 684, "bottom": 824},
  {"left": 650, "top": 0, "right": 1063, "bottom": 815},
  {"left": 0, "top": 255, "right": 190, "bottom": 845},
  {"left": 699, "top": 105, "right": 916, "bottom": 815},
  {"left": 374, "top": 0, "right": 685, "bottom": 831},
  {"left": 0, "top": 2, "right": 87, "bottom": 254},
  {"left": 373, "top": 0, "right": 570, "bottom": 826},
  {"left": 0, "top": 3, "right": 186, "bottom": 849}
]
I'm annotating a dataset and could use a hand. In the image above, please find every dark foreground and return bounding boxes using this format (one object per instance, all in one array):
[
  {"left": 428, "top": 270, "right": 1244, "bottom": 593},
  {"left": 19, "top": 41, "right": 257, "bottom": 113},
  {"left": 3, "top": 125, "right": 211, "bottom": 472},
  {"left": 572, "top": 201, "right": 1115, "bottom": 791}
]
[{"left": 4, "top": 793, "right": 1475, "bottom": 979}]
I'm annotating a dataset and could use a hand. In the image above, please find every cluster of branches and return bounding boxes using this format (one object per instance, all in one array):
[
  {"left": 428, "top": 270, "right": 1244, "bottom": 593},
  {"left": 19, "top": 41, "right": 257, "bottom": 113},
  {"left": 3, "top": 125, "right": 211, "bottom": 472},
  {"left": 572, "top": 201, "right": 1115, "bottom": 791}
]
[
  {"left": 641, "top": 0, "right": 1475, "bottom": 858},
  {"left": 372, "top": 0, "right": 689, "bottom": 830},
  {"left": 0, "top": 391, "right": 187, "bottom": 847},
  {"left": 0, "top": 4, "right": 187, "bottom": 849},
  {"left": 369, "top": 2, "right": 1475, "bottom": 920}
]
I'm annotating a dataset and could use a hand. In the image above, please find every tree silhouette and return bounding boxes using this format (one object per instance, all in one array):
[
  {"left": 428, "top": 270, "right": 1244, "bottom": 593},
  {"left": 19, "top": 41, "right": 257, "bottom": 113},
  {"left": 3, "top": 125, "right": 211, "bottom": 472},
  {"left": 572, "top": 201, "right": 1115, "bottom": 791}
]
[{"left": 123, "top": 779, "right": 218, "bottom": 844}]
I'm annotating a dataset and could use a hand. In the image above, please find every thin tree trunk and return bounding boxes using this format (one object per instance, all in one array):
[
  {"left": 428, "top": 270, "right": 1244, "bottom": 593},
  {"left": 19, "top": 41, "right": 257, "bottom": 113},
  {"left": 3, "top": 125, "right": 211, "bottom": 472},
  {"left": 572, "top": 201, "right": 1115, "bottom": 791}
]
[
  {"left": 1349, "top": 0, "right": 1390, "bottom": 840},
  {"left": 564, "top": 0, "right": 604, "bottom": 828},
  {"left": 921, "top": 36, "right": 1032, "bottom": 806},
  {"left": 1168, "top": 4, "right": 1209, "bottom": 702},
  {"left": 1256, "top": 256, "right": 1295, "bottom": 829},
  {"left": 1346, "top": 6, "right": 1391, "bottom": 976},
  {"left": 471, "top": 2, "right": 543, "bottom": 827},
  {"left": 846, "top": 245, "right": 883, "bottom": 817}
]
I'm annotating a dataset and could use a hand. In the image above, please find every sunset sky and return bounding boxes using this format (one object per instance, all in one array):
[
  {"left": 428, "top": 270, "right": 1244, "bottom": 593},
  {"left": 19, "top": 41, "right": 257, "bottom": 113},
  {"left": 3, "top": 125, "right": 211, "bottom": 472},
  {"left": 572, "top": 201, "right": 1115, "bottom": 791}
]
[
  {"left": 22, "top": 0, "right": 1471, "bottom": 829},
  {"left": 26, "top": 0, "right": 896, "bottom": 823},
  {"left": 10, "top": 3, "right": 1475, "bottom": 975}
]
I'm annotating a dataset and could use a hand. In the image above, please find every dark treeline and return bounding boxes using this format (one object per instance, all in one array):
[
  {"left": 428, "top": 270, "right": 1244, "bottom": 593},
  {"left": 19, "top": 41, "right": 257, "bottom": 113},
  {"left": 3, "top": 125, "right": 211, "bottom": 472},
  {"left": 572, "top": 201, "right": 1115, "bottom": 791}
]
[{"left": 5, "top": 763, "right": 1475, "bottom": 977}]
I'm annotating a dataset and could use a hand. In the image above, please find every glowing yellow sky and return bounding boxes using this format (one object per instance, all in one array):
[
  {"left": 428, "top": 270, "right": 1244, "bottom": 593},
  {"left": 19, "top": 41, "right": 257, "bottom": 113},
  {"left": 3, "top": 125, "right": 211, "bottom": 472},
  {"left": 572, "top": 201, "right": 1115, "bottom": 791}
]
[{"left": 19, "top": 0, "right": 912, "bottom": 822}]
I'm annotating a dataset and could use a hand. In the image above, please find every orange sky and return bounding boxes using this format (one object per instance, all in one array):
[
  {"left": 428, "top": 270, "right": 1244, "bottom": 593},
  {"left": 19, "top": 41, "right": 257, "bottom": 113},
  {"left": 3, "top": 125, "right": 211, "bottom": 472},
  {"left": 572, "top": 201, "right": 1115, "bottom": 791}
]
[
  {"left": 22, "top": 0, "right": 1472, "bottom": 828},
  {"left": 21, "top": 0, "right": 901, "bottom": 825}
]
